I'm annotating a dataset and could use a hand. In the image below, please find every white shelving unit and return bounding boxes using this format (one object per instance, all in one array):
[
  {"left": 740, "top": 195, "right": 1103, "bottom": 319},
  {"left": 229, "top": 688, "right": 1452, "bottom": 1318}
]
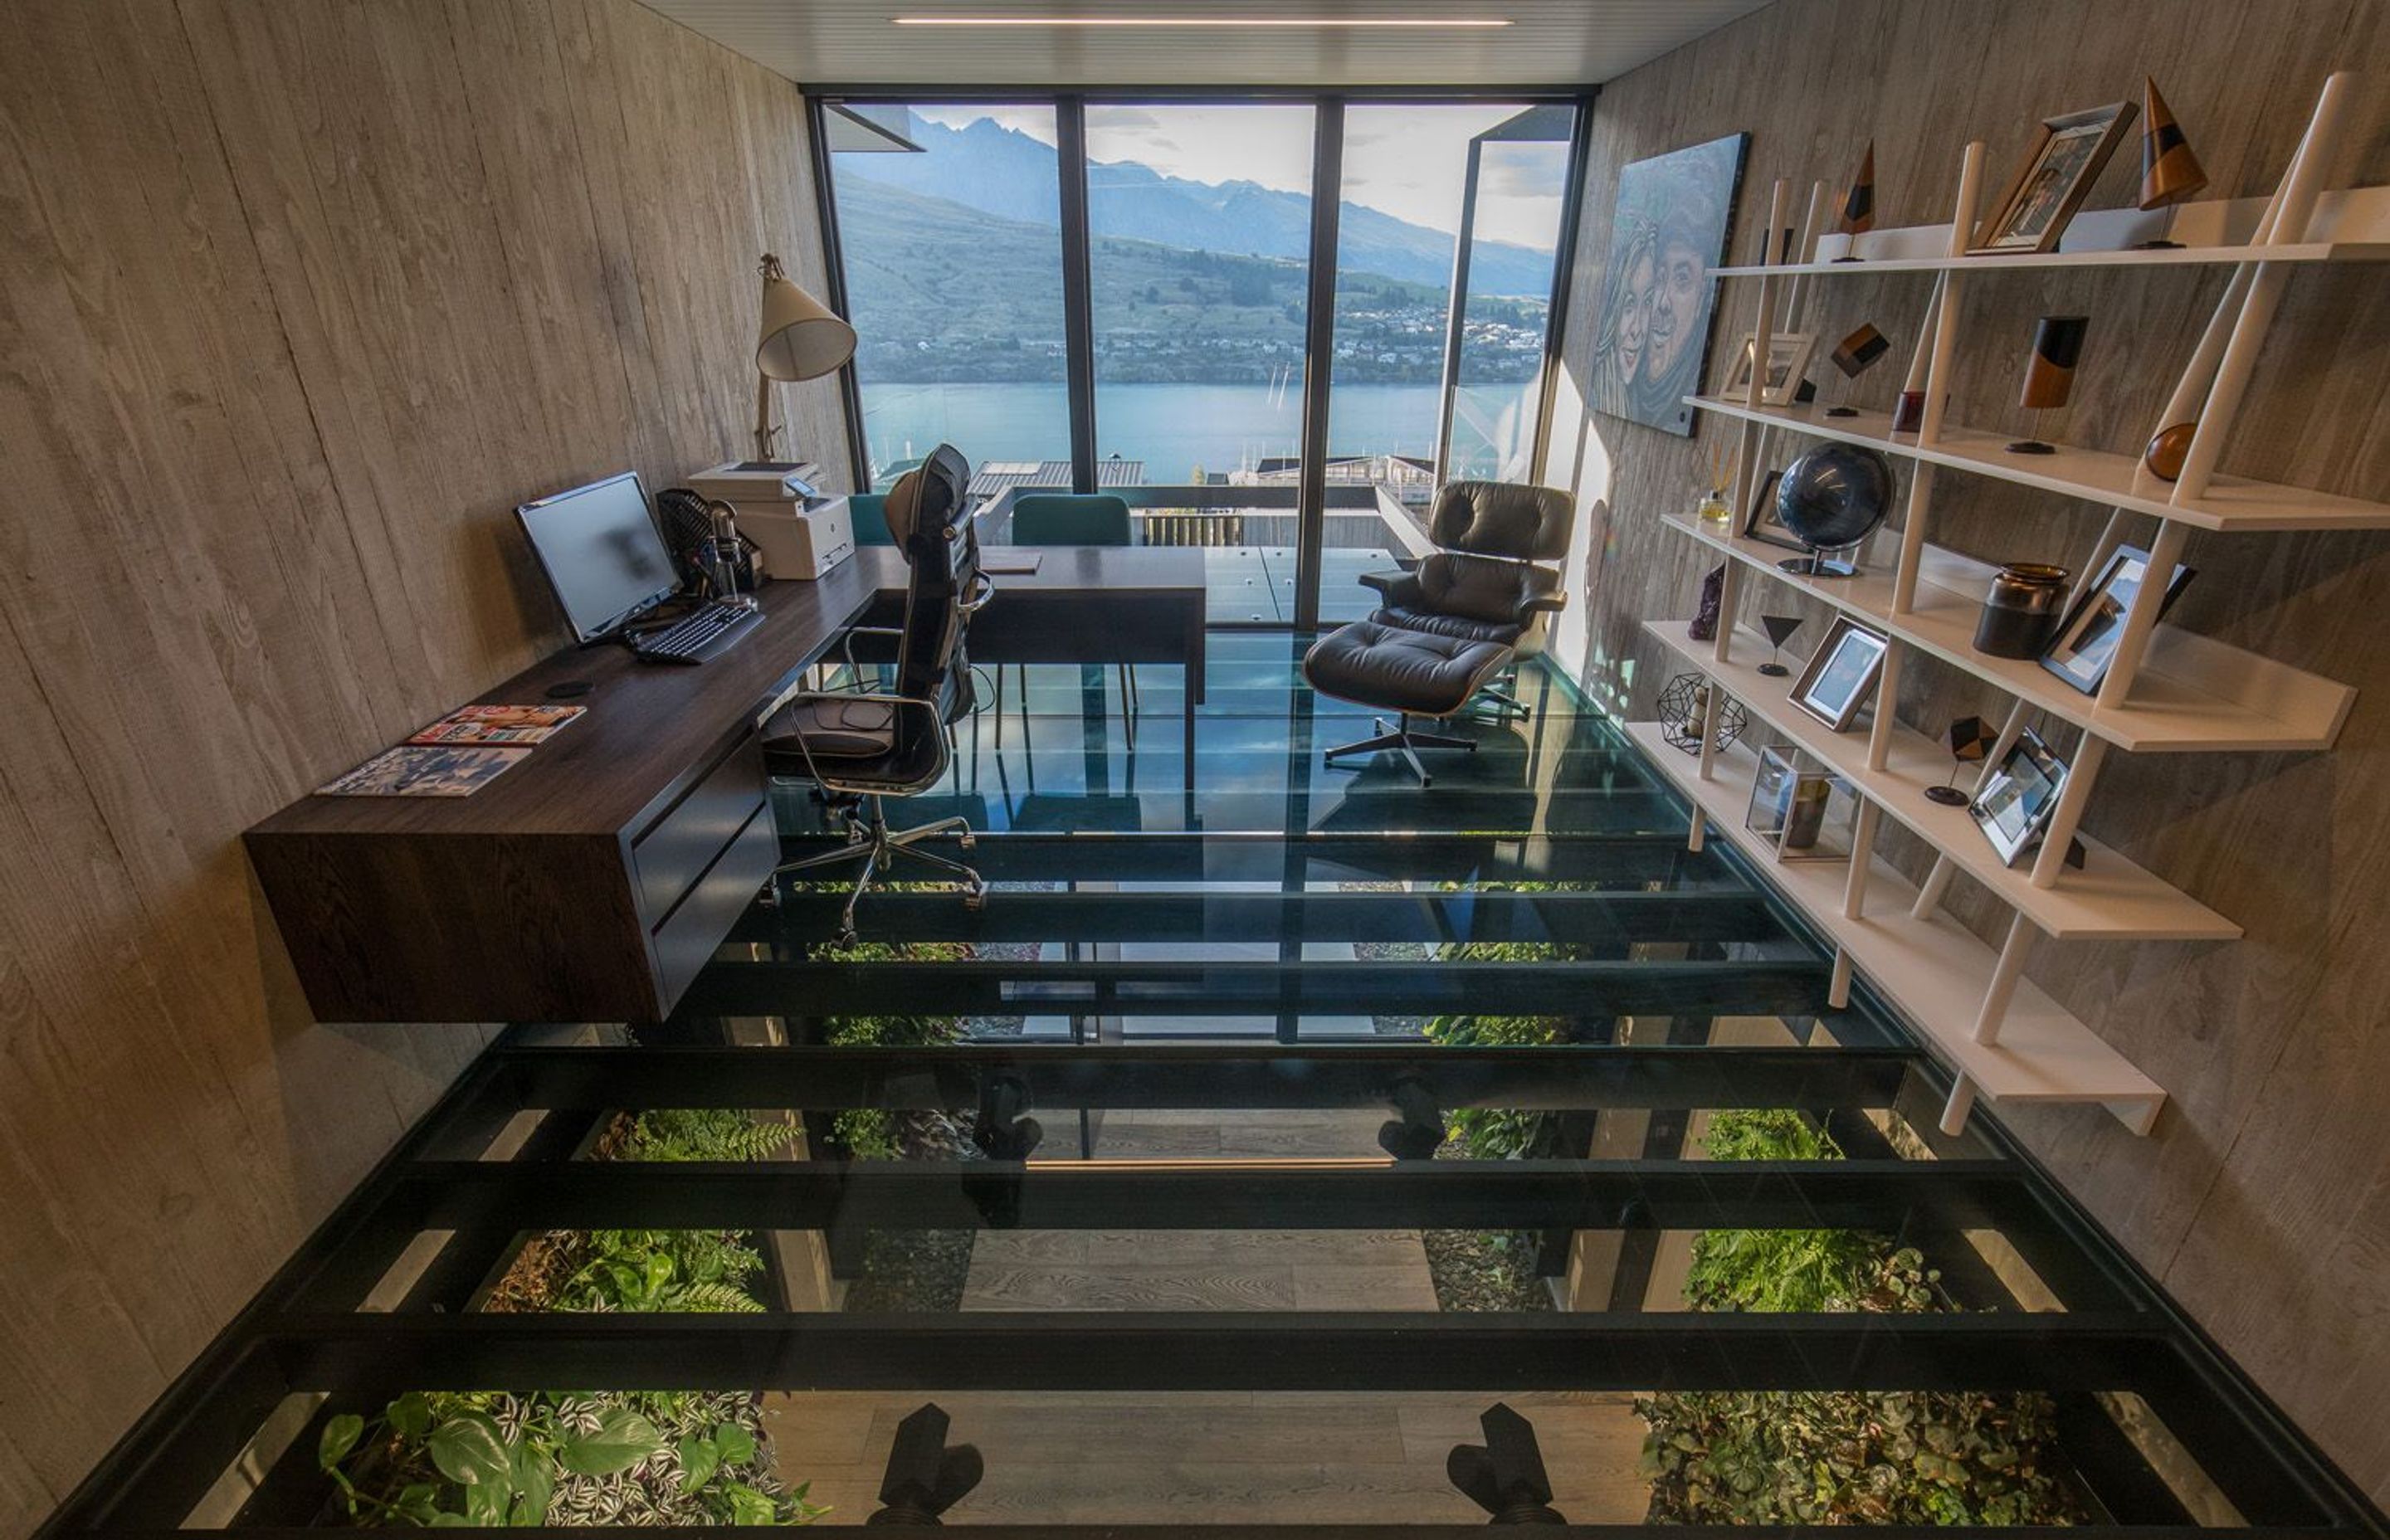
[
  {"left": 1660, "top": 511, "right": 2355, "bottom": 752},
  {"left": 1685, "top": 395, "right": 2390, "bottom": 532},
  {"left": 1627, "top": 724, "right": 2166, "bottom": 1136},
  {"left": 1643, "top": 620, "right": 2239, "bottom": 942},
  {"left": 1642, "top": 71, "right": 2378, "bottom": 1137}
]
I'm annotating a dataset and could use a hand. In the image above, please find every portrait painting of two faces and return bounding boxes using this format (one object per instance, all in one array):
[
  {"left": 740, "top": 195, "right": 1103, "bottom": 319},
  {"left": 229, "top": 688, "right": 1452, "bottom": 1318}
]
[{"left": 1589, "top": 132, "right": 1748, "bottom": 436}]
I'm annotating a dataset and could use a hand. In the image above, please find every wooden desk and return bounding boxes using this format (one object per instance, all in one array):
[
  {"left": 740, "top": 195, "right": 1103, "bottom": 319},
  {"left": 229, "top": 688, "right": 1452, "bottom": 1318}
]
[{"left": 245, "top": 546, "right": 1203, "bottom": 1025}]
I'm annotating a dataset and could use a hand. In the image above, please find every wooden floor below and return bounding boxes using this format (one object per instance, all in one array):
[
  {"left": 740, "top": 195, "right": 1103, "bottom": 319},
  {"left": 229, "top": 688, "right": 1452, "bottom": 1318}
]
[{"left": 763, "top": 1389, "right": 1651, "bottom": 1526}]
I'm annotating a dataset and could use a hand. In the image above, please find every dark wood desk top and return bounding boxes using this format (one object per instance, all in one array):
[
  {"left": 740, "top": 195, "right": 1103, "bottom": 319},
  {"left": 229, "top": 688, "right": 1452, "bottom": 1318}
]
[{"left": 248, "top": 545, "right": 1204, "bottom": 843}]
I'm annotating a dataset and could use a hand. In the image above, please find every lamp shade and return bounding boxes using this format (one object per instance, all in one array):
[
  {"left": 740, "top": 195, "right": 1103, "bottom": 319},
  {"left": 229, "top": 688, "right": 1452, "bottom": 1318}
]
[{"left": 755, "top": 255, "right": 856, "bottom": 382}]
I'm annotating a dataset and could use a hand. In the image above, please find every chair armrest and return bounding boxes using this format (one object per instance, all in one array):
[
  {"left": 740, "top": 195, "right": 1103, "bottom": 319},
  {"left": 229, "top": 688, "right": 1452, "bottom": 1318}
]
[
  {"left": 1359, "top": 569, "right": 1426, "bottom": 610},
  {"left": 1521, "top": 592, "right": 1569, "bottom": 616},
  {"left": 1355, "top": 568, "right": 1409, "bottom": 595},
  {"left": 839, "top": 624, "right": 905, "bottom": 671}
]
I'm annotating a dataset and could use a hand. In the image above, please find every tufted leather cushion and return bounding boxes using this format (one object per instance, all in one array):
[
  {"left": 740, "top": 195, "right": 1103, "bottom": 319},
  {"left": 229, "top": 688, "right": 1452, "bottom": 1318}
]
[
  {"left": 1427, "top": 480, "right": 1575, "bottom": 562},
  {"left": 1371, "top": 605, "right": 1523, "bottom": 647},
  {"left": 1302, "top": 621, "right": 1512, "bottom": 719}
]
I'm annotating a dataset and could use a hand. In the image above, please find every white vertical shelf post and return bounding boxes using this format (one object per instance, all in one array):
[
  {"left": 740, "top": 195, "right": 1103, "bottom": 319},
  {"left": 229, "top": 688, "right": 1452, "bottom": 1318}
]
[
  {"left": 2090, "top": 518, "right": 2189, "bottom": 710},
  {"left": 2173, "top": 71, "right": 2353, "bottom": 504},
  {"left": 1828, "top": 948, "right": 1855, "bottom": 1011},
  {"left": 1841, "top": 799, "right": 1882, "bottom": 920},
  {"left": 1865, "top": 644, "right": 1905, "bottom": 773},
  {"left": 1972, "top": 912, "right": 2036, "bottom": 1045},
  {"left": 1720, "top": 179, "right": 1792, "bottom": 671},
  {"left": 1939, "top": 1077, "right": 1978, "bottom": 1138},
  {"left": 1694, "top": 679, "right": 1727, "bottom": 785},
  {"left": 1910, "top": 698, "right": 2027, "bottom": 920},
  {"left": 2029, "top": 733, "right": 2110, "bottom": 889},
  {"left": 1892, "top": 144, "right": 1983, "bottom": 614}
]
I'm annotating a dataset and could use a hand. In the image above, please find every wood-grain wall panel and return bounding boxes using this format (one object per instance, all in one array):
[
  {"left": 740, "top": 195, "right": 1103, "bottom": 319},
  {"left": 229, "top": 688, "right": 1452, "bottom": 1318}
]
[
  {"left": 1547, "top": 0, "right": 2390, "bottom": 1499},
  {"left": 0, "top": 1, "right": 846, "bottom": 1528}
]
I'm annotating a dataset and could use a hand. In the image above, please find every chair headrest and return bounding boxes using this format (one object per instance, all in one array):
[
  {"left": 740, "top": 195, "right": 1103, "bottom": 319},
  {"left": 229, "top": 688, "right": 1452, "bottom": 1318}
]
[
  {"left": 1428, "top": 480, "right": 1575, "bottom": 562},
  {"left": 884, "top": 443, "right": 973, "bottom": 553}
]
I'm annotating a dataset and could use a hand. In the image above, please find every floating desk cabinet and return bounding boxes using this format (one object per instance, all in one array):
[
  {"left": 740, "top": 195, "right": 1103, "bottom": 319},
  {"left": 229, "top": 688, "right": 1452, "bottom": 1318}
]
[{"left": 244, "top": 546, "right": 1207, "bottom": 1024}]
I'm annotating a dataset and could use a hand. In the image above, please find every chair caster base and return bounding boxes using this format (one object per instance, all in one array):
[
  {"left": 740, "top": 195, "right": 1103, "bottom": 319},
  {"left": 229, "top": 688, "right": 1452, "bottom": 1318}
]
[{"left": 1322, "top": 714, "right": 1476, "bottom": 788}]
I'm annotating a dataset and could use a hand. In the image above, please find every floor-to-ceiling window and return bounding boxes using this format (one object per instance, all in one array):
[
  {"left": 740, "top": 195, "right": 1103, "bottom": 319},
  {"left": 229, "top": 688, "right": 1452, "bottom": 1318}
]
[
  {"left": 815, "top": 91, "right": 1585, "bottom": 622},
  {"left": 821, "top": 102, "right": 1071, "bottom": 490}
]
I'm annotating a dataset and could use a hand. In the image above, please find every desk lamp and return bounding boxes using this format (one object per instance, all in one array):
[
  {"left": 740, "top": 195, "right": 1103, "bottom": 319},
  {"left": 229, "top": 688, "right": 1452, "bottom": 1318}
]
[{"left": 749, "top": 252, "right": 856, "bottom": 469}]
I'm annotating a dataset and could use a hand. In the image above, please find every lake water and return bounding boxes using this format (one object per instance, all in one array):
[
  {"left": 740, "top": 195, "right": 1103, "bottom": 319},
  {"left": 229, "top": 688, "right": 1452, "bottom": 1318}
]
[{"left": 858, "top": 380, "right": 1449, "bottom": 481}]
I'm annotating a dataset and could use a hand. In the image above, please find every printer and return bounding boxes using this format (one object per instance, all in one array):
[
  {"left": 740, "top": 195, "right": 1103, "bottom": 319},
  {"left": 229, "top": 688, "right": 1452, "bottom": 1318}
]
[{"left": 688, "top": 461, "right": 855, "bottom": 581}]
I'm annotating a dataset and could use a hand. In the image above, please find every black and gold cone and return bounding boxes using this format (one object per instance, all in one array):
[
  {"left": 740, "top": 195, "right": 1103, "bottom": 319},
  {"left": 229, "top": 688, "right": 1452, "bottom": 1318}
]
[
  {"left": 1832, "top": 142, "right": 1876, "bottom": 261},
  {"left": 2138, "top": 77, "right": 2208, "bottom": 212}
]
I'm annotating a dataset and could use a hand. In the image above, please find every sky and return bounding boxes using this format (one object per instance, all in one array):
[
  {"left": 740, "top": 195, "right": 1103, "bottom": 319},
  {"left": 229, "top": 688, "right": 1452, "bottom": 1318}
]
[{"left": 912, "top": 103, "right": 1566, "bottom": 251}]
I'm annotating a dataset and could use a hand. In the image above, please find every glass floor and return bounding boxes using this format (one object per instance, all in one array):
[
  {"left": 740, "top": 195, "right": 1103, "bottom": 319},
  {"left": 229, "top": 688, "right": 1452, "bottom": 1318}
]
[{"left": 43, "top": 640, "right": 2385, "bottom": 1537}]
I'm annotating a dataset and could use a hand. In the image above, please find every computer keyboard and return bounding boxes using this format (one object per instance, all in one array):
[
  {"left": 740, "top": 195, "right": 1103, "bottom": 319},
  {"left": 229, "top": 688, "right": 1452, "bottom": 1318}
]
[{"left": 630, "top": 602, "right": 760, "bottom": 664}]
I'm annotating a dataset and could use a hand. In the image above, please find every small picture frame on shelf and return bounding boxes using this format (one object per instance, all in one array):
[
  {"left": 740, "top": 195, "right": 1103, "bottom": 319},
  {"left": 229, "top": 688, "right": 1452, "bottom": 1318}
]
[
  {"left": 1720, "top": 332, "right": 1817, "bottom": 406},
  {"left": 1744, "top": 745, "right": 1859, "bottom": 863},
  {"left": 1741, "top": 469, "right": 1805, "bottom": 552},
  {"left": 2039, "top": 542, "right": 2195, "bottom": 695},
  {"left": 1969, "top": 101, "right": 2138, "bottom": 255},
  {"left": 1970, "top": 727, "right": 2070, "bottom": 866},
  {"left": 1788, "top": 616, "right": 1889, "bottom": 731}
]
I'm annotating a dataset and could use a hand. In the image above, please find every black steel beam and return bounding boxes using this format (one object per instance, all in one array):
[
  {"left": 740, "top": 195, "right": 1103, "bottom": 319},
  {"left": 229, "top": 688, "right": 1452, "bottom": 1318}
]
[
  {"left": 258, "top": 1309, "right": 2177, "bottom": 1397},
  {"left": 378, "top": 1158, "right": 2057, "bottom": 1239},
  {"left": 738, "top": 889, "right": 1785, "bottom": 949},
  {"left": 480, "top": 1042, "right": 1916, "bottom": 1114},
  {"left": 1292, "top": 98, "right": 1341, "bottom": 632},
  {"left": 675, "top": 958, "right": 1834, "bottom": 1020},
  {"left": 772, "top": 831, "right": 1737, "bottom": 888},
  {"left": 1054, "top": 95, "right": 1098, "bottom": 494}
]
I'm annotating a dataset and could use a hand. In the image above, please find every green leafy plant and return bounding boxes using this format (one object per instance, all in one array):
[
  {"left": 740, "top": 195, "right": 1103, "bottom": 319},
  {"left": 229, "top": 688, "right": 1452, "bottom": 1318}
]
[
  {"left": 1681, "top": 1109, "right": 1892, "bottom": 1314},
  {"left": 319, "top": 1391, "right": 823, "bottom": 1527},
  {"left": 816, "top": 937, "right": 966, "bottom": 1157},
  {"left": 552, "top": 1229, "right": 768, "bottom": 1315},
  {"left": 1638, "top": 1110, "right": 2085, "bottom": 1524},
  {"left": 617, "top": 1108, "right": 797, "bottom": 1164}
]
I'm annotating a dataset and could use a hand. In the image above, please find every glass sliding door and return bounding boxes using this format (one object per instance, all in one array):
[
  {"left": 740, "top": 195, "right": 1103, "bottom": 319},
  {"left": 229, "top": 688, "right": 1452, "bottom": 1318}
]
[
  {"left": 1084, "top": 102, "right": 1319, "bottom": 624},
  {"left": 1440, "top": 105, "right": 1576, "bottom": 485},
  {"left": 821, "top": 101, "right": 1071, "bottom": 490},
  {"left": 1315, "top": 103, "right": 1578, "bottom": 622}
]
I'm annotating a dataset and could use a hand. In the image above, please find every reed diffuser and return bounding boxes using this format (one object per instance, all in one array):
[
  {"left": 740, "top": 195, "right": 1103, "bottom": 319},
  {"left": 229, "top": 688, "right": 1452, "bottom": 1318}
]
[{"left": 1696, "top": 440, "right": 1739, "bottom": 525}]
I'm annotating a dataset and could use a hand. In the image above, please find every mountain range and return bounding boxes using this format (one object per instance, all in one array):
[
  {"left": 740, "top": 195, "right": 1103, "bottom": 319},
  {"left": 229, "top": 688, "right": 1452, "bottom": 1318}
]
[{"left": 837, "top": 115, "right": 1558, "bottom": 298}]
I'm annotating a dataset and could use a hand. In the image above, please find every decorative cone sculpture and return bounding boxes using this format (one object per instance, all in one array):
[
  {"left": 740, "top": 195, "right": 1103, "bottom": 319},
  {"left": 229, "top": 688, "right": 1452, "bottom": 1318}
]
[
  {"left": 2138, "top": 77, "right": 2209, "bottom": 211},
  {"left": 1832, "top": 141, "right": 1876, "bottom": 261}
]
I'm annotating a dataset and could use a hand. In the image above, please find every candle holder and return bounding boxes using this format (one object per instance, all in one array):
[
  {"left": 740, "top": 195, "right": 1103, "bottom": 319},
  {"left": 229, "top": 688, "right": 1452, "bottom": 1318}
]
[
  {"left": 1927, "top": 715, "right": 1999, "bottom": 807},
  {"left": 1757, "top": 614, "right": 1802, "bottom": 677}
]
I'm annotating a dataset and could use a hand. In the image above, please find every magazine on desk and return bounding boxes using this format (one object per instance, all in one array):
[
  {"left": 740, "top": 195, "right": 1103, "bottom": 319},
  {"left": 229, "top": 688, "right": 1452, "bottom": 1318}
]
[
  {"left": 316, "top": 745, "right": 523, "bottom": 797},
  {"left": 407, "top": 703, "right": 586, "bottom": 746}
]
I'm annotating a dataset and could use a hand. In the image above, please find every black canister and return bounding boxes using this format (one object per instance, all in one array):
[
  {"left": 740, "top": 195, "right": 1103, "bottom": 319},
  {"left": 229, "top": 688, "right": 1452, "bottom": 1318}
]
[{"left": 1973, "top": 563, "right": 2071, "bottom": 658}]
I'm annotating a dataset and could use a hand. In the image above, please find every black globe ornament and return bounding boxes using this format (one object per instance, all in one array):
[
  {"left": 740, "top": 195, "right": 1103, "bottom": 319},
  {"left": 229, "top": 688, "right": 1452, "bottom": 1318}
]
[{"left": 1775, "top": 442, "right": 1894, "bottom": 578}]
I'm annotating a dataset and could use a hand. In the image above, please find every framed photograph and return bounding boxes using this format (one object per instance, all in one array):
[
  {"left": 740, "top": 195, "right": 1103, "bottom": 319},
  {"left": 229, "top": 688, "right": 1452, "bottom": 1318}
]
[
  {"left": 1970, "top": 728, "right": 2070, "bottom": 866},
  {"left": 1788, "top": 616, "right": 1890, "bottom": 731},
  {"left": 1588, "top": 132, "right": 1749, "bottom": 436},
  {"left": 2040, "top": 543, "right": 2195, "bottom": 695},
  {"left": 1970, "top": 101, "right": 2137, "bottom": 255},
  {"left": 1720, "top": 331, "right": 1817, "bottom": 407},
  {"left": 1741, "top": 469, "right": 1806, "bottom": 552}
]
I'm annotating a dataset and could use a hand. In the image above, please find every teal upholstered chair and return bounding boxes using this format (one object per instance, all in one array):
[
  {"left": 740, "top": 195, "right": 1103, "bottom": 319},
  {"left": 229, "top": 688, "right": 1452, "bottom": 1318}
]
[
  {"left": 846, "top": 493, "right": 895, "bottom": 545},
  {"left": 1000, "top": 493, "right": 1140, "bottom": 749}
]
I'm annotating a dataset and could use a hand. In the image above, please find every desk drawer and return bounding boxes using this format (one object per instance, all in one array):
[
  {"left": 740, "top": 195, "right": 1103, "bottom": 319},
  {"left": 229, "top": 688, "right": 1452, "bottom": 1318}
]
[
  {"left": 652, "top": 803, "right": 781, "bottom": 1011},
  {"left": 633, "top": 736, "right": 767, "bottom": 925}
]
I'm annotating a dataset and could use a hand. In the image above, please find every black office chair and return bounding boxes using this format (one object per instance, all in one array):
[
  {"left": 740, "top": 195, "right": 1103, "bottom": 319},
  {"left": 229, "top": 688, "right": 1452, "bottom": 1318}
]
[
  {"left": 763, "top": 444, "right": 993, "bottom": 944},
  {"left": 1361, "top": 480, "right": 1576, "bottom": 721}
]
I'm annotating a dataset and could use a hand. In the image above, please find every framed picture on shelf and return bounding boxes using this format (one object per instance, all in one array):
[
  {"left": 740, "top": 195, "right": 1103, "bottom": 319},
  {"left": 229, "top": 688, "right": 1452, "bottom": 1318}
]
[
  {"left": 1720, "top": 331, "right": 1817, "bottom": 406},
  {"left": 2039, "top": 542, "right": 2195, "bottom": 695},
  {"left": 1970, "top": 727, "right": 2070, "bottom": 866},
  {"left": 1788, "top": 616, "right": 1890, "bottom": 731},
  {"left": 1969, "top": 101, "right": 2137, "bottom": 255},
  {"left": 1742, "top": 469, "right": 1806, "bottom": 552}
]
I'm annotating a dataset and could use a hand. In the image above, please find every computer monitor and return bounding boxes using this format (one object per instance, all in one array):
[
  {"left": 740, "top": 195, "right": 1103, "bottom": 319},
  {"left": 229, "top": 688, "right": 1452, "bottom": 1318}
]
[{"left": 516, "top": 471, "right": 680, "bottom": 641}]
